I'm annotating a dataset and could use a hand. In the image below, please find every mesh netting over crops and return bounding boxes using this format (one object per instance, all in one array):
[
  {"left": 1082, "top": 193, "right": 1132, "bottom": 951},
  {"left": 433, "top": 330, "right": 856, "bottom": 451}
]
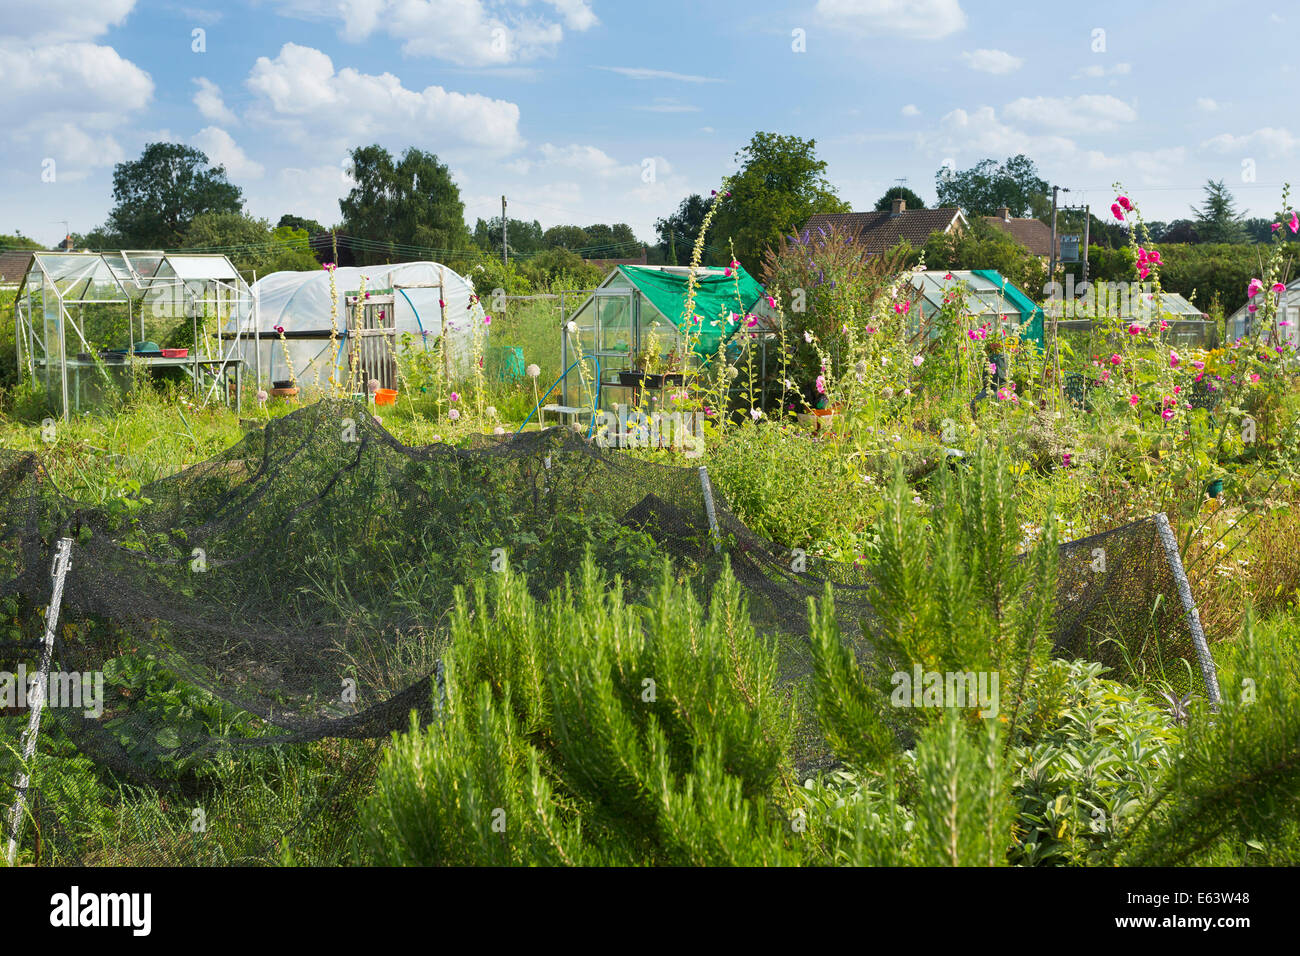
[{"left": 0, "top": 400, "right": 1216, "bottom": 864}]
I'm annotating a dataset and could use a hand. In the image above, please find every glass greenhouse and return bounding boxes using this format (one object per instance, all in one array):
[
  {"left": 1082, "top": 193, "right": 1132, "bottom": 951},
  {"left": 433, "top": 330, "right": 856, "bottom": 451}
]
[
  {"left": 559, "top": 265, "right": 778, "bottom": 413},
  {"left": 12, "top": 251, "right": 253, "bottom": 418}
]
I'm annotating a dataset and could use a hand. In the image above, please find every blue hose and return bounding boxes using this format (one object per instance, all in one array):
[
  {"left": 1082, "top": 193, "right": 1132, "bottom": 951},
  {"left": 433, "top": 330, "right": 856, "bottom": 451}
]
[
  {"left": 515, "top": 356, "right": 602, "bottom": 439},
  {"left": 397, "top": 288, "right": 430, "bottom": 352}
]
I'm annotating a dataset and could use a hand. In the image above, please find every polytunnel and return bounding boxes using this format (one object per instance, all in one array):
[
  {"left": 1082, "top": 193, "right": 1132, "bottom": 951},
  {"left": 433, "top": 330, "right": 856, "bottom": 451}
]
[{"left": 226, "top": 262, "right": 487, "bottom": 392}]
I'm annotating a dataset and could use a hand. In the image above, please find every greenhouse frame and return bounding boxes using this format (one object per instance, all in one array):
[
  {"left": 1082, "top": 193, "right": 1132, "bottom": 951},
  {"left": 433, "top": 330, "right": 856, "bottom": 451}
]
[
  {"left": 12, "top": 250, "right": 253, "bottom": 418},
  {"left": 560, "top": 264, "right": 779, "bottom": 413},
  {"left": 233, "top": 262, "right": 486, "bottom": 394}
]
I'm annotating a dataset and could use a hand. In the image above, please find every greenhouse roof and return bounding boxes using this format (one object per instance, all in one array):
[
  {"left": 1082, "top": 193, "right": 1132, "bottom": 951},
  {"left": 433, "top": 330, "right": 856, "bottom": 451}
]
[{"left": 16, "top": 250, "right": 249, "bottom": 301}]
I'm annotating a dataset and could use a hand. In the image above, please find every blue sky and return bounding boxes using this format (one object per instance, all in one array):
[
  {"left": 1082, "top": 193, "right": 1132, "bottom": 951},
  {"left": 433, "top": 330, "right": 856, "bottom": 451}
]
[{"left": 1, "top": 0, "right": 1296, "bottom": 249}]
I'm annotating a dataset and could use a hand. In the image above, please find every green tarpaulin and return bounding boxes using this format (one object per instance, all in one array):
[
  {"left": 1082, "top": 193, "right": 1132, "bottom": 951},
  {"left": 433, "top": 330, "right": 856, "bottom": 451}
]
[
  {"left": 972, "top": 269, "right": 1045, "bottom": 348},
  {"left": 619, "top": 265, "right": 766, "bottom": 357}
]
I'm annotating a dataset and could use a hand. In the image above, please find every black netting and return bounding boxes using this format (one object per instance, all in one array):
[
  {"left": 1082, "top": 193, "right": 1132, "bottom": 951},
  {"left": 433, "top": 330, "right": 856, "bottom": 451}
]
[{"left": 0, "top": 400, "right": 1214, "bottom": 865}]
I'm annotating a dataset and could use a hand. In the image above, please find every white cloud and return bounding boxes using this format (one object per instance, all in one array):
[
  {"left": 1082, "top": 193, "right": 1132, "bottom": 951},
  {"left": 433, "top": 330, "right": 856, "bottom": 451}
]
[
  {"left": 193, "top": 127, "right": 264, "bottom": 180},
  {"left": 596, "top": 66, "right": 723, "bottom": 83},
  {"left": 1202, "top": 127, "right": 1297, "bottom": 157},
  {"left": 0, "top": 0, "right": 135, "bottom": 44},
  {"left": 264, "top": 0, "right": 596, "bottom": 66},
  {"left": 1003, "top": 94, "right": 1137, "bottom": 133},
  {"left": 193, "top": 78, "right": 238, "bottom": 125},
  {"left": 244, "top": 44, "right": 523, "bottom": 156},
  {"left": 815, "top": 0, "right": 967, "bottom": 40},
  {"left": 1196, "top": 97, "right": 1220, "bottom": 112},
  {"left": 38, "top": 123, "right": 125, "bottom": 181},
  {"left": 901, "top": 104, "right": 921, "bottom": 117},
  {"left": 1077, "top": 62, "right": 1131, "bottom": 78},
  {"left": 635, "top": 99, "right": 701, "bottom": 113},
  {"left": 0, "top": 43, "right": 152, "bottom": 119},
  {"left": 960, "top": 49, "right": 1023, "bottom": 74}
]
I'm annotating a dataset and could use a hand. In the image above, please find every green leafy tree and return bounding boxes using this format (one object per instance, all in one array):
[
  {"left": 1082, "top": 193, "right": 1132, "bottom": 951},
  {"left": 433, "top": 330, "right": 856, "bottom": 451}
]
[
  {"left": 184, "top": 210, "right": 319, "bottom": 275},
  {"left": 542, "top": 224, "right": 591, "bottom": 251},
  {"left": 655, "top": 194, "right": 712, "bottom": 265},
  {"left": 473, "top": 217, "right": 544, "bottom": 257},
  {"left": 0, "top": 232, "right": 44, "bottom": 250},
  {"left": 107, "top": 142, "right": 243, "bottom": 248},
  {"left": 936, "top": 154, "right": 1049, "bottom": 218},
  {"left": 339, "top": 145, "right": 473, "bottom": 264},
  {"left": 712, "top": 132, "right": 850, "bottom": 271},
  {"left": 874, "top": 185, "right": 926, "bottom": 211},
  {"left": 1191, "top": 179, "right": 1247, "bottom": 244}
]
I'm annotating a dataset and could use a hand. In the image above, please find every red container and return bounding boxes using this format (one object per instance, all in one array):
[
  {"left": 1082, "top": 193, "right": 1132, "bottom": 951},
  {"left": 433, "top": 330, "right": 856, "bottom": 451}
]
[{"left": 161, "top": 348, "right": 188, "bottom": 358}]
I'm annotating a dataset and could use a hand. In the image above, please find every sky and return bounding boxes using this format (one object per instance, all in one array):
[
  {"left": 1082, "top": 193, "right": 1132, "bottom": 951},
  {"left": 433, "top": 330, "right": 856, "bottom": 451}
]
[{"left": 1, "top": 0, "right": 1296, "bottom": 250}]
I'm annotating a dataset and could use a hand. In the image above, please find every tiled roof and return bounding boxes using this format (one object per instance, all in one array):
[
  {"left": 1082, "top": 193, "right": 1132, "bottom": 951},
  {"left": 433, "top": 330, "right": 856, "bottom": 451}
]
[
  {"left": 984, "top": 215, "right": 1056, "bottom": 257},
  {"left": 801, "top": 208, "right": 964, "bottom": 254},
  {"left": 0, "top": 250, "right": 34, "bottom": 285}
]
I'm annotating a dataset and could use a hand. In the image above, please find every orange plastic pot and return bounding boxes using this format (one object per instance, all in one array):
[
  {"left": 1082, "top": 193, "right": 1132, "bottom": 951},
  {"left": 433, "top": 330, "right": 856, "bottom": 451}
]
[{"left": 374, "top": 388, "right": 398, "bottom": 406}]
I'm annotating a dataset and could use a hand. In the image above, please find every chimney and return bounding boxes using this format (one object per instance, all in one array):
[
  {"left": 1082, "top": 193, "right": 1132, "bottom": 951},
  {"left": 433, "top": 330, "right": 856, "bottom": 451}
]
[
  {"left": 997, "top": 206, "right": 1011, "bottom": 222},
  {"left": 891, "top": 198, "right": 906, "bottom": 216}
]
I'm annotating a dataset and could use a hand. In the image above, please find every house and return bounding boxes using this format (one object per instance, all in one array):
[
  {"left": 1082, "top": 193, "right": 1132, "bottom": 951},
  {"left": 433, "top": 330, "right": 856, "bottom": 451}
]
[
  {"left": 983, "top": 207, "right": 1057, "bottom": 259},
  {"left": 802, "top": 199, "right": 966, "bottom": 255},
  {"left": 1226, "top": 276, "right": 1299, "bottom": 345},
  {"left": 0, "top": 250, "right": 34, "bottom": 288}
]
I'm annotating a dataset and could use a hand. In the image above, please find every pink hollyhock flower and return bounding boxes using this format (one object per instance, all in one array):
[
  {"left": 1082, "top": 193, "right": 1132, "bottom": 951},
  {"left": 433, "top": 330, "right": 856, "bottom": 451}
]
[
  {"left": 1274, "top": 223, "right": 1283, "bottom": 233},
  {"left": 997, "top": 388, "right": 1009, "bottom": 401},
  {"left": 1117, "top": 195, "right": 1133, "bottom": 211},
  {"left": 1111, "top": 203, "right": 1124, "bottom": 220},
  {"left": 1169, "top": 350, "right": 1180, "bottom": 368},
  {"left": 766, "top": 295, "right": 776, "bottom": 308},
  {"left": 988, "top": 362, "right": 997, "bottom": 374},
  {"left": 913, "top": 354, "right": 923, "bottom": 367},
  {"left": 1138, "top": 264, "right": 1150, "bottom": 279},
  {"left": 1247, "top": 278, "right": 1264, "bottom": 298},
  {"left": 815, "top": 375, "right": 826, "bottom": 394},
  {"left": 484, "top": 315, "right": 492, "bottom": 325},
  {"left": 1291, "top": 211, "right": 1299, "bottom": 233},
  {"left": 1129, "top": 395, "right": 1140, "bottom": 406},
  {"left": 804, "top": 330, "right": 813, "bottom": 343},
  {"left": 439, "top": 299, "right": 446, "bottom": 308},
  {"left": 1273, "top": 282, "right": 1287, "bottom": 293},
  {"left": 1250, "top": 373, "right": 1261, "bottom": 383},
  {"left": 730, "top": 259, "right": 739, "bottom": 269},
  {"left": 448, "top": 409, "right": 460, "bottom": 421},
  {"left": 450, "top": 392, "right": 460, "bottom": 402},
  {"left": 746, "top": 314, "right": 757, "bottom": 328},
  {"left": 723, "top": 268, "right": 733, "bottom": 277},
  {"left": 1161, "top": 407, "right": 1175, "bottom": 421},
  {"left": 1110, "top": 353, "right": 1123, "bottom": 365},
  {"left": 944, "top": 272, "right": 954, "bottom": 280},
  {"left": 1101, "top": 370, "right": 1111, "bottom": 382},
  {"left": 1248, "top": 304, "right": 1259, "bottom": 313},
  {"left": 1137, "top": 247, "right": 1148, "bottom": 264},
  {"left": 1191, "top": 360, "right": 1204, "bottom": 369},
  {"left": 1173, "top": 385, "right": 1182, "bottom": 394},
  {"left": 1148, "top": 250, "right": 1162, "bottom": 265},
  {"left": 1159, "top": 320, "right": 1170, "bottom": 332},
  {"left": 1128, "top": 324, "right": 1141, "bottom": 335}
]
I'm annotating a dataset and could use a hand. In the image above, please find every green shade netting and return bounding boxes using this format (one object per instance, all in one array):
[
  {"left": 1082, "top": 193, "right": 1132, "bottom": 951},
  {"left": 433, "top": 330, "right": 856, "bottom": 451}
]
[
  {"left": 619, "top": 265, "right": 767, "bottom": 357},
  {"left": 973, "top": 269, "right": 1045, "bottom": 348}
]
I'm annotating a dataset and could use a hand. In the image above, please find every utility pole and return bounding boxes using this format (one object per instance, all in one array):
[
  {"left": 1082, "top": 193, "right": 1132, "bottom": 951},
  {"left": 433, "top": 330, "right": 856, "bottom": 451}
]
[
  {"left": 501, "top": 195, "right": 508, "bottom": 267},
  {"left": 1048, "top": 186, "right": 1060, "bottom": 282},
  {"left": 1082, "top": 205, "right": 1091, "bottom": 283}
]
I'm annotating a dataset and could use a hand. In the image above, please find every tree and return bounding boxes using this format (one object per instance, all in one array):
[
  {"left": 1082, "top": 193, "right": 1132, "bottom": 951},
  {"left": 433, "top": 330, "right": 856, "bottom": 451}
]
[
  {"left": 1191, "top": 180, "right": 1246, "bottom": 244},
  {"left": 581, "top": 223, "right": 639, "bottom": 257},
  {"left": 655, "top": 194, "right": 712, "bottom": 265},
  {"left": 473, "top": 217, "right": 544, "bottom": 257},
  {"left": 935, "top": 154, "right": 1049, "bottom": 218},
  {"left": 107, "top": 143, "right": 243, "bottom": 248},
  {"left": 184, "top": 211, "right": 319, "bottom": 275},
  {"left": 874, "top": 185, "right": 926, "bottom": 211},
  {"left": 711, "top": 132, "right": 850, "bottom": 270},
  {"left": 542, "top": 225, "right": 591, "bottom": 251},
  {"left": 0, "top": 232, "right": 44, "bottom": 250},
  {"left": 339, "top": 145, "right": 473, "bottom": 265}
]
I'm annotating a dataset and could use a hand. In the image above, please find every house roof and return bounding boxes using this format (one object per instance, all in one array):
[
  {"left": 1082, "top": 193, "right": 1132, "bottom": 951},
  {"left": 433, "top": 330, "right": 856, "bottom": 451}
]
[
  {"left": 983, "top": 214, "right": 1056, "bottom": 257},
  {"left": 0, "top": 250, "right": 34, "bottom": 285},
  {"left": 801, "top": 207, "right": 965, "bottom": 254}
]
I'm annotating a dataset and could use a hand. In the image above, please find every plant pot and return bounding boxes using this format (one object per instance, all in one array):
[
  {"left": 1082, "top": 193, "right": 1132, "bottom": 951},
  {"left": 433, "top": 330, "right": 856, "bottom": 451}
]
[
  {"left": 270, "top": 386, "right": 299, "bottom": 399},
  {"left": 272, "top": 379, "right": 296, "bottom": 390},
  {"left": 618, "top": 370, "right": 645, "bottom": 388},
  {"left": 1207, "top": 478, "right": 1224, "bottom": 499}
]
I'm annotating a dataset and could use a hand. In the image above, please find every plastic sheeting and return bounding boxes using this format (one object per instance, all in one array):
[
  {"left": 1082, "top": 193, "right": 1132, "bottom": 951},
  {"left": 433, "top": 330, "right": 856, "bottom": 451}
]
[{"left": 232, "top": 262, "right": 487, "bottom": 388}]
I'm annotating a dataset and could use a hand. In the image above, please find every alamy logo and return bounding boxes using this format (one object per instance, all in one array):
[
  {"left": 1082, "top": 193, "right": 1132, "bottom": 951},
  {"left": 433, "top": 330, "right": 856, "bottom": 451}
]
[
  {"left": 594, "top": 409, "right": 704, "bottom": 458},
  {"left": 0, "top": 666, "right": 104, "bottom": 718},
  {"left": 890, "top": 665, "right": 1000, "bottom": 718},
  {"left": 50, "top": 886, "right": 151, "bottom": 936}
]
